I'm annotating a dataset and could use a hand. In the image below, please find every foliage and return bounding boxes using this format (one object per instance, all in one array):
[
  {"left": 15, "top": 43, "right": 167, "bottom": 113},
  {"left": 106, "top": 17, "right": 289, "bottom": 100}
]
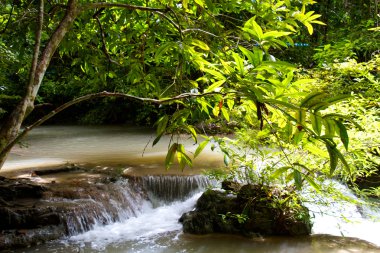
[
  {"left": 314, "top": 23, "right": 380, "bottom": 64},
  {"left": 0, "top": 0, "right": 378, "bottom": 208}
]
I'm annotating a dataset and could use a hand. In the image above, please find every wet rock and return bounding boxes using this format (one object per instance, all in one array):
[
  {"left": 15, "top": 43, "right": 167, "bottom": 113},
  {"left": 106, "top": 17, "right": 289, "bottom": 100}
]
[
  {"left": 0, "top": 174, "right": 147, "bottom": 251},
  {"left": 0, "top": 178, "right": 46, "bottom": 201},
  {"left": 221, "top": 180, "right": 242, "bottom": 192},
  {"left": 32, "top": 164, "right": 83, "bottom": 176},
  {"left": 180, "top": 183, "right": 312, "bottom": 237}
]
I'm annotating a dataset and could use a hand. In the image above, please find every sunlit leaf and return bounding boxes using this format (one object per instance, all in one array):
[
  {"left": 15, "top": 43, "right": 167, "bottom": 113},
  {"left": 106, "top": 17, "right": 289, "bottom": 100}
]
[
  {"left": 194, "top": 139, "right": 210, "bottom": 158},
  {"left": 335, "top": 120, "right": 349, "bottom": 151},
  {"left": 293, "top": 170, "right": 302, "bottom": 190},
  {"left": 310, "top": 111, "right": 322, "bottom": 135},
  {"left": 326, "top": 143, "right": 338, "bottom": 175},
  {"left": 165, "top": 143, "right": 178, "bottom": 170},
  {"left": 191, "top": 39, "right": 210, "bottom": 51}
]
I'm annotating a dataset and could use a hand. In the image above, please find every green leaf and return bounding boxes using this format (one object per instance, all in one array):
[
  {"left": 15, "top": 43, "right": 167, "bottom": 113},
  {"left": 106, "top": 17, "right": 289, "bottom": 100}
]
[
  {"left": 284, "top": 120, "right": 293, "bottom": 141},
  {"left": 263, "top": 98, "right": 299, "bottom": 110},
  {"left": 194, "top": 0, "right": 204, "bottom": 7},
  {"left": 334, "top": 146, "right": 351, "bottom": 174},
  {"left": 304, "top": 175, "right": 321, "bottom": 192},
  {"left": 238, "top": 46, "right": 256, "bottom": 66},
  {"left": 293, "top": 131, "right": 305, "bottom": 145},
  {"left": 323, "top": 113, "right": 364, "bottom": 131},
  {"left": 152, "top": 132, "right": 164, "bottom": 146},
  {"left": 194, "top": 139, "right": 210, "bottom": 158},
  {"left": 293, "top": 170, "right": 302, "bottom": 190},
  {"left": 292, "top": 79, "right": 315, "bottom": 86},
  {"left": 182, "top": 0, "right": 188, "bottom": 9},
  {"left": 310, "top": 111, "right": 322, "bottom": 135},
  {"left": 220, "top": 59, "right": 233, "bottom": 74},
  {"left": 323, "top": 119, "right": 336, "bottom": 137},
  {"left": 271, "top": 166, "right": 292, "bottom": 179},
  {"left": 335, "top": 120, "right": 349, "bottom": 151},
  {"left": 314, "top": 94, "right": 351, "bottom": 111},
  {"left": 326, "top": 143, "right": 338, "bottom": 175},
  {"left": 202, "top": 68, "right": 226, "bottom": 81},
  {"left": 191, "top": 39, "right": 210, "bottom": 51},
  {"left": 296, "top": 109, "right": 306, "bottom": 125},
  {"left": 204, "top": 80, "right": 226, "bottom": 92},
  {"left": 177, "top": 144, "right": 192, "bottom": 171},
  {"left": 165, "top": 143, "right": 178, "bottom": 170},
  {"left": 232, "top": 52, "right": 245, "bottom": 75},
  {"left": 156, "top": 115, "right": 169, "bottom": 135},
  {"left": 221, "top": 107, "right": 230, "bottom": 121},
  {"left": 224, "top": 154, "right": 230, "bottom": 166},
  {"left": 185, "top": 125, "right": 197, "bottom": 142},
  {"left": 226, "top": 99, "right": 234, "bottom": 110},
  {"left": 300, "top": 91, "right": 325, "bottom": 108},
  {"left": 155, "top": 42, "right": 177, "bottom": 62},
  {"left": 245, "top": 17, "right": 263, "bottom": 40},
  {"left": 262, "top": 31, "right": 292, "bottom": 39}
]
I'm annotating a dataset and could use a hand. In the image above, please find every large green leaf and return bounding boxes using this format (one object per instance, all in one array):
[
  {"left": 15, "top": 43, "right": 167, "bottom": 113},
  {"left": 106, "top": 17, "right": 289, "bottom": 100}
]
[
  {"left": 310, "top": 111, "right": 322, "bottom": 135},
  {"left": 293, "top": 170, "right": 302, "bottom": 190},
  {"left": 335, "top": 120, "right": 349, "bottom": 151},
  {"left": 194, "top": 139, "right": 210, "bottom": 158},
  {"left": 326, "top": 143, "right": 338, "bottom": 175},
  {"left": 155, "top": 42, "right": 177, "bottom": 62},
  {"left": 165, "top": 143, "right": 178, "bottom": 170},
  {"left": 232, "top": 52, "right": 245, "bottom": 75}
]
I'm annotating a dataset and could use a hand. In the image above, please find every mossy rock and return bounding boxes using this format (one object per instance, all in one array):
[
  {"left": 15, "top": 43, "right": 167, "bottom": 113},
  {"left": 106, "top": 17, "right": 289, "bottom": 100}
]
[{"left": 180, "top": 183, "right": 312, "bottom": 237}]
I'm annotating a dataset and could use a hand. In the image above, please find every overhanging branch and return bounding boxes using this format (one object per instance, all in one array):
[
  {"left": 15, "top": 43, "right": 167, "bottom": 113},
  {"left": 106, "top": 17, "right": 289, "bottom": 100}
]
[{"left": 0, "top": 90, "right": 236, "bottom": 159}]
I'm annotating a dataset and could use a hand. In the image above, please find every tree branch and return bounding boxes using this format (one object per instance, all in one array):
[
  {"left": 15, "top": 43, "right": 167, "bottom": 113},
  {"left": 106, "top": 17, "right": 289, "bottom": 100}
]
[
  {"left": 82, "top": 2, "right": 167, "bottom": 12},
  {"left": 0, "top": 90, "right": 236, "bottom": 159},
  {"left": 0, "top": 0, "right": 15, "bottom": 34},
  {"left": 28, "top": 0, "right": 44, "bottom": 89},
  {"left": 183, "top": 28, "right": 218, "bottom": 37},
  {"left": 83, "top": 3, "right": 181, "bottom": 36},
  {"left": 93, "top": 11, "right": 120, "bottom": 65}
]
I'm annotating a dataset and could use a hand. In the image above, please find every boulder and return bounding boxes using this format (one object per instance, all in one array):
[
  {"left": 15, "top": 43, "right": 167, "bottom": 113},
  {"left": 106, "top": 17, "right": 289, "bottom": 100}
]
[{"left": 180, "top": 182, "right": 312, "bottom": 237}]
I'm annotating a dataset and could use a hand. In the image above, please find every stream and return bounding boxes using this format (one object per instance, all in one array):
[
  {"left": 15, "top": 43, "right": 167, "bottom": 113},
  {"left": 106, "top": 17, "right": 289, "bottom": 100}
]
[{"left": 2, "top": 126, "right": 380, "bottom": 253}]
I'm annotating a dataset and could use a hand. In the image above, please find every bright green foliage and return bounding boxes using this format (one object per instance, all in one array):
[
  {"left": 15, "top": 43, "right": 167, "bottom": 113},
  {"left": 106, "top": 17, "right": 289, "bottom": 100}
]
[{"left": 1, "top": 0, "right": 377, "bottom": 201}]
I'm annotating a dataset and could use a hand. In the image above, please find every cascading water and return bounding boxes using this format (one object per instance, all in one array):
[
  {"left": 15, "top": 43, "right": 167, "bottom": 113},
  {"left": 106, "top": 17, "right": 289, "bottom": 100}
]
[
  {"left": 304, "top": 180, "right": 380, "bottom": 246},
  {"left": 9, "top": 175, "right": 380, "bottom": 253},
  {"left": 4, "top": 126, "right": 380, "bottom": 253},
  {"left": 129, "top": 175, "right": 215, "bottom": 205}
]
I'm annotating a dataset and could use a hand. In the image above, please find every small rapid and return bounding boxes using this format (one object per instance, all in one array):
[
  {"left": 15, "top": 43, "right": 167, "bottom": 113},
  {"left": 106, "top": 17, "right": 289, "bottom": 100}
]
[
  {"left": 69, "top": 192, "right": 203, "bottom": 251},
  {"left": 10, "top": 176, "right": 380, "bottom": 253}
]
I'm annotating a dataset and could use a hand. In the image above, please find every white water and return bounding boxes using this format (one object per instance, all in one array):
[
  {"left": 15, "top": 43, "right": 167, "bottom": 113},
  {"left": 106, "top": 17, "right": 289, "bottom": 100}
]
[
  {"left": 306, "top": 181, "right": 380, "bottom": 246},
  {"left": 69, "top": 192, "right": 203, "bottom": 251},
  {"left": 4, "top": 126, "right": 380, "bottom": 252}
]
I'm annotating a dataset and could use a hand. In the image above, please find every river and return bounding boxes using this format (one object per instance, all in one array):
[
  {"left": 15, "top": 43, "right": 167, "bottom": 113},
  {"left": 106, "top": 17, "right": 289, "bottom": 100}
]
[{"left": 2, "top": 126, "right": 380, "bottom": 253}]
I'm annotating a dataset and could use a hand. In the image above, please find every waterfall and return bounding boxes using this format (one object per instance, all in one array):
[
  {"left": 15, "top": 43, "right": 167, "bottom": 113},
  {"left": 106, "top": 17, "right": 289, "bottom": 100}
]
[
  {"left": 127, "top": 175, "right": 215, "bottom": 205},
  {"left": 47, "top": 175, "right": 214, "bottom": 235},
  {"left": 48, "top": 179, "right": 148, "bottom": 235}
]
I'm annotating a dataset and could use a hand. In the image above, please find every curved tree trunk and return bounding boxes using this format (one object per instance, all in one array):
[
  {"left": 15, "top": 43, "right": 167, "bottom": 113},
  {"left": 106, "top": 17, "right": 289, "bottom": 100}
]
[
  {"left": 0, "top": 1, "right": 171, "bottom": 170},
  {"left": 0, "top": 0, "right": 79, "bottom": 168}
]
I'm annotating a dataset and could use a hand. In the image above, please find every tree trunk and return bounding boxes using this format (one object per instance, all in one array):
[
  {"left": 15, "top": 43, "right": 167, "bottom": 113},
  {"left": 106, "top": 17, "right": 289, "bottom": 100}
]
[
  {"left": 0, "top": 0, "right": 79, "bottom": 169},
  {"left": 0, "top": 1, "right": 170, "bottom": 169}
]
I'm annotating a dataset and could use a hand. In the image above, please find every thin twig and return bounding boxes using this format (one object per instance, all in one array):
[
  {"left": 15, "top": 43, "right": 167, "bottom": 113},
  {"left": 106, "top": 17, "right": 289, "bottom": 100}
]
[
  {"left": 182, "top": 28, "right": 218, "bottom": 37},
  {"left": 0, "top": 0, "right": 15, "bottom": 34}
]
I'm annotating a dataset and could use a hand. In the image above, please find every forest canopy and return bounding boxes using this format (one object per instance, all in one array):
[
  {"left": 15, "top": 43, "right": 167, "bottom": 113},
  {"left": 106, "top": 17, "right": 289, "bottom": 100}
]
[{"left": 0, "top": 0, "right": 379, "bottom": 198}]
